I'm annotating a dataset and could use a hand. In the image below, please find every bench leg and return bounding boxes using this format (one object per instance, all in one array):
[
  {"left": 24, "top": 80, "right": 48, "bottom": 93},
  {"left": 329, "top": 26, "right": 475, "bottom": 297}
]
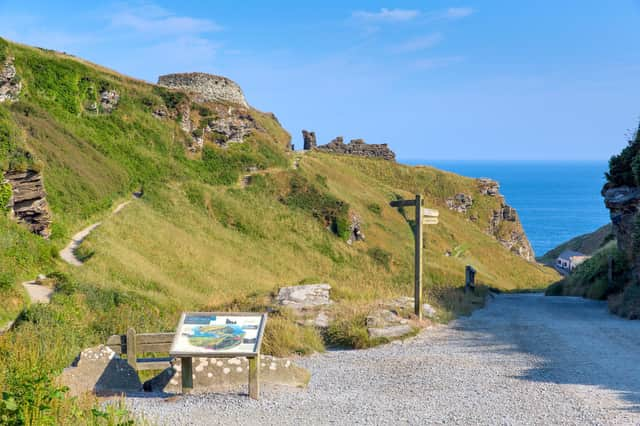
[
  {"left": 181, "top": 357, "right": 193, "bottom": 394},
  {"left": 248, "top": 354, "right": 260, "bottom": 400}
]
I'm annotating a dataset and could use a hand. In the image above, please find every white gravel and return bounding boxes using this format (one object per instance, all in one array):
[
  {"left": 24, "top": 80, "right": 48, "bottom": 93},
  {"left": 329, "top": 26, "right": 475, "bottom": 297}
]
[{"left": 128, "top": 294, "right": 640, "bottom": 425}]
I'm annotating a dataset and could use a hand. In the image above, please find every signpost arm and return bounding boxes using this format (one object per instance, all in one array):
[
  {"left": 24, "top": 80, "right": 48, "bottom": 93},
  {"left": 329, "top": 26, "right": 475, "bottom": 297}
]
[
  {"left": 414, "top": 194, "right": 423, "bottom": 320},
  {"left": 181, "top": 357, "right": 193, "bottom": 394},
  {"left": 248, "top": 354, "right": 260, "bottom": 400}
]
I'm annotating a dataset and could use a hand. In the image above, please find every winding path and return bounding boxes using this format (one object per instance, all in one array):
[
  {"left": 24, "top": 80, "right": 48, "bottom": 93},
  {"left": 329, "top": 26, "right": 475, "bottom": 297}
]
[
  {"left": 129, "top": 294, "right": 640, "bottom": 425},
  {"left": 59, "top": 200, "right": 131, "bottom": 266}
]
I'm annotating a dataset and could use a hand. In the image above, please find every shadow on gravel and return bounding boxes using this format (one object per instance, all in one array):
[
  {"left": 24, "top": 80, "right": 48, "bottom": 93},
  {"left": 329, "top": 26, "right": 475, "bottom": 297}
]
[{"left": 460, "top": 293, "right": 640, "bottom": 413}]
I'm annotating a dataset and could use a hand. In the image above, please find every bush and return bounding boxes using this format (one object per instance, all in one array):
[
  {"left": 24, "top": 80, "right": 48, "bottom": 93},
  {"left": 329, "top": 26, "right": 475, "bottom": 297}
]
[
  {"left": 0, "top": 270, "right": 15, "bottom": 291},
  {"left": 607, "top": 121, "right": 640, "bottom": 186},
  {"left": 367, "top": 203, "right": 382, "bottom": 215},
  {"left": 545, "top": 281, "right": 564, "bottom": 296},
  {"left": 261, "top": 310, "right": 324, "bottom": 356},
  {"left": 0, "top": 182, "right": 11, "bottom": 212},
  {"left": 367, "top": 247, "right": 391, "bottom": 270}
]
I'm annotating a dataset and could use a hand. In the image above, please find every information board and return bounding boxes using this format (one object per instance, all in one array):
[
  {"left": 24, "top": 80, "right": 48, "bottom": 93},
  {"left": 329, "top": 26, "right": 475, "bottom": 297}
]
[{"left": 170, "top": 312, "right": 267, "bottom": 357}]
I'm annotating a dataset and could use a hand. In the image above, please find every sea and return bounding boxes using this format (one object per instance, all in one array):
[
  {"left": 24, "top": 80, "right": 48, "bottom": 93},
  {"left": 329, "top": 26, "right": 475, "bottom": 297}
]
[{"left": 400, "top": 160, "right": 611, "bottom": 257}]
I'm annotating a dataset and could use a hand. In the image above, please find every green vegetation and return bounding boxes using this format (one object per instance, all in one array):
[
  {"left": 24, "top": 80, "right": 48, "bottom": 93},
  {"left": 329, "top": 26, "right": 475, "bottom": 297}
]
[
  {"left": 606, "top": 121, "right": 640, "bottom": 186},
  {"left": 545, "top": 244, "right": 628, "bottom": 300},
  {"left": 0, "top": 38, "right": 559, "bottom": 423},
  {"left": 537, "top": 224, "right": 614, "bottom": 265}
]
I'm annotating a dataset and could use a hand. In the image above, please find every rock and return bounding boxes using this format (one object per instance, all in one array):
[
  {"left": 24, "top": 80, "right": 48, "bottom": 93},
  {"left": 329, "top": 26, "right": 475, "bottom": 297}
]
[
  {"left": 58, "top": 345, "right": 142, "bottom": 397},
  {"left": 603, "top": 185, "right": 640, "bottom": 281},
  {"left": 205, "top": 111, "right": 257, "bottom": 146},
  {"left": 314, "top": 311, "right": 330, "bottom": 328},
  {"left": 366, "top": 309, "right": 408, "bottom": 328},
  {"left": 4, "top": 170, "right": 52, "bottom": 238},
  {"left": 302, "top": 130, "right": 317, "bottom": 150},
  {"left": 144, "top": 356, "right": 310, "bottom": 394},
  {"left": 158, "top": 73, "right": 248, "bottom": 107},
  {"left": 277, "top": 284, "right": 332, "bottom": 310},
  {"left": 315, "top": 136, "right": 396, "bottom": 161},
  {"left": 0, "top": 57, "right": 21, "bottom": 103},
  {"left": 487, "top": 199, "right": 535, "bottom": 262},
  {"left": 446, "top": 193, "right": 473, "bottom": 213},
  {"left": 367, "top": 325, "right": 414, "bottom": 339},
  {"left": 477, "top": 178, "right": 500, "bottom": 196},
  {"left": 422, "top": 303, "right": 437, "bottom": 319},
  {"left": 100, "top": 90, "right": 119, "bottom": 113},
  {"left": 152, "top": 106, "right": 169, "bottom": 119}
]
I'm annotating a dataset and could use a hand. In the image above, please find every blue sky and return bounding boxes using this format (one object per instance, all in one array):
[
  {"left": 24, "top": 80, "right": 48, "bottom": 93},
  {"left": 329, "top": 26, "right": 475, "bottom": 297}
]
[{"left": 1, "top": 0, "right": 639, "bottom": 160}]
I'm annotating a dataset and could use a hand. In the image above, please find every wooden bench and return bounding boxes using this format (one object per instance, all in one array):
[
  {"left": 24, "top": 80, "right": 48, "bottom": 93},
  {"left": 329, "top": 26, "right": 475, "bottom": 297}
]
[{"left": 106, "top": 328, "right": 174, "bottom": 371}]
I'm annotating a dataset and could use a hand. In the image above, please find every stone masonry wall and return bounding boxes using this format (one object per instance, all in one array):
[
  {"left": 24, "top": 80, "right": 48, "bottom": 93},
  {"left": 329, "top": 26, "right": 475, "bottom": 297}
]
[{"left": 158, "top": 73, "right": 248, "bottom": 107}]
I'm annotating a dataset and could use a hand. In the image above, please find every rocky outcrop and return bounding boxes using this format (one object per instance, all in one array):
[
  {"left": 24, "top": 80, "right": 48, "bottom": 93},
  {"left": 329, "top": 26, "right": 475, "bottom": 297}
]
[
  {"left": 446, "top": 193, "right": 473, "bottom": 213},
  {"left": 487, "top": 200, "right": 534, "bottom": 261},
  {"left": 603, "top": 185, "right": 640, "bottom": 280},
  {"left": 477, "top": 178, "right": 500, "bottom": 196},
  {"left": 158, "top": 73, "right": 248, "bottom": 107},
  {"left": 302, "top": 130, "right": 317, "bottom": 150},
  {"left": 347, "top": 212, "right": 365, "bottom": 244},
  {"left": 0, "top": 57, "right": 21, "bottom": 103},
  {"left": 99, "top": 90, "right": 119, "bottom": 113},
  {"left": 277, "top": 284, "right": 332, "bottom": 310},
  {"left": 315, "top": 137, "right": 396, "bottom": 161},
  {"left": 4, "top": 170, "right": 52, "bottom": 238}
]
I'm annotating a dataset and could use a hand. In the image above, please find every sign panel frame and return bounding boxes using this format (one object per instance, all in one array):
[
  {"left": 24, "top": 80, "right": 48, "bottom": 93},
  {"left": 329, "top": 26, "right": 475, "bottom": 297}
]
[
  {"left": 422, "top": 208, "right": 440, "bottom": 218},
  {"left": 170, "top": 312, "right": 268, "bottom": 358},
  {"left": 423, "top": 217, "right": 439, "bottom": 225}
]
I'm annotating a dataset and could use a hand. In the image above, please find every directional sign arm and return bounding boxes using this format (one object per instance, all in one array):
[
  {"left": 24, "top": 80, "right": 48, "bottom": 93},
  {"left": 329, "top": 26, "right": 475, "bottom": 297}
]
[{"left": 389, "top": 199, "right": 417, "bottom": 208}]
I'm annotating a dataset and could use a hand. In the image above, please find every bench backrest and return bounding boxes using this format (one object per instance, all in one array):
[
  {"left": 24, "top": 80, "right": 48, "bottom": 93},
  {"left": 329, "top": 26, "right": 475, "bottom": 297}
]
[{"left": 106, "top": 328, "right": 175, "bottom": 370}]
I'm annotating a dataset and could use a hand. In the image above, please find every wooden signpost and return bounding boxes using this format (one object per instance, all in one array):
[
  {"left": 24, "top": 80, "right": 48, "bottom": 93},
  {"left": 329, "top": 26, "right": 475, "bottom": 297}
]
[{"left": 390, "top": 195, "right": 439, "bottom": 320}]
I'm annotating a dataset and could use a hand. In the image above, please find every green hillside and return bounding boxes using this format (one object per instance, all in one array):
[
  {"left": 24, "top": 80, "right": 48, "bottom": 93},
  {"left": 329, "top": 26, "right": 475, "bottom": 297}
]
[
  {"left": 537, "top": 224, "right": 614, "bottom": 266},
  {"left": 0, "top": 39, "right": 558, "bottom": 421}
]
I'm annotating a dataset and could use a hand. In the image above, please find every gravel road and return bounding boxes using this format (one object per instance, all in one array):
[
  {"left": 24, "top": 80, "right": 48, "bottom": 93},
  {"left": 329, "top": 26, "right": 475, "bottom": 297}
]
[{"left": 128, "top": 294, "right": 640, "bottom": 425}]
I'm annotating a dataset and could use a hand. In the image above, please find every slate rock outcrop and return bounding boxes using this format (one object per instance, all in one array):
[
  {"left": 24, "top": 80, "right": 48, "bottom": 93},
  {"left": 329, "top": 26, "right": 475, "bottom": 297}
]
[
  {"left": 4, "top": 170, "right": 52, "bottom": 238},
  {"left": 0, "top": 57, "right": 21, "bottom": 103},
  {"left": 277, "top": 284, "right": 332, "bottom": 310},
  {"left": 158, "top": 73, "right": 248, "bottom": 107},
  {"left": 603, "top": 185, "right": 640, "bottom": 280},
  {"left": 446, "top": 193, "right": 473, "bottom": 213},
  {"left": 315, "top": 136, "right": 395, "bottom": 161}
]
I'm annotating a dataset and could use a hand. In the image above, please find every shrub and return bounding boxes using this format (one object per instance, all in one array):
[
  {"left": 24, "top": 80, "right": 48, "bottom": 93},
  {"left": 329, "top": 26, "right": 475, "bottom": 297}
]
[
  {"left": 0, "top": 270, "right": 15, "bottom": 291},
  {"left": 545, "top": 281, "right": 564, "bottom": 296},
  {"left": 606, "top": 120, "right": 640, "bottom": 186},
  {"left": 0, "top": 182, "right": 11, "bottom": 212},
  {"left": 261, "top": 310, "right": 324, "bottom": 356},
  {"left": 367, "top": 247, "right": 391, "bottom": 270},
  {"left": 153, "top": 86, "right": 186, "bottom": 109},
  {"left": 367, "top": 203, "right": 382, "bottom": 215}
]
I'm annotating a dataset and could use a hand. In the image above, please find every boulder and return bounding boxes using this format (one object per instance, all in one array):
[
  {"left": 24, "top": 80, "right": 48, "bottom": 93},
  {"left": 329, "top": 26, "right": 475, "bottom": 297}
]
[
  {"left": 277, "top": 284, "right": 332, "bottom": 310},
  {"left": 100, "top": 90, "right": 119, "bottom": 113},
  {"left": 58, "top": 345, "right": 142, "bottom": 397},
  {"left": 368, "top": 325, "right": 414, "bottom": 339},
  {"left": 446, "top": 193, "right": 473, "bottom": 213},
  {"left": 144, "top": 356, "right": 310, "bottom": 394}
]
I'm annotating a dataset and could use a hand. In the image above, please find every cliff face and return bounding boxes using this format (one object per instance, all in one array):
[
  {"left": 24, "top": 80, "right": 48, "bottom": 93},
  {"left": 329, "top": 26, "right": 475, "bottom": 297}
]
[
  {"left": 602, "top": 185, "right": 640, "bottom": 280},
  {"left": 158, "top": 72, "right": 248, "bottom": 107},
  {"left": 478, "top": 178, "right": 534, "bottom": 261},
  {"left": 4, "top": 170, "right": 51, "bottom": 238}
]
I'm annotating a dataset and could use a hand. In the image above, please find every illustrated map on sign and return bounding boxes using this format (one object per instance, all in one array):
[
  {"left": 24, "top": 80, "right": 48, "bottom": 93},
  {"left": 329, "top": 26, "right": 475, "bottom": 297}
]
[{"left": 170, "top": 313, "right": 265, "bottom": 355}]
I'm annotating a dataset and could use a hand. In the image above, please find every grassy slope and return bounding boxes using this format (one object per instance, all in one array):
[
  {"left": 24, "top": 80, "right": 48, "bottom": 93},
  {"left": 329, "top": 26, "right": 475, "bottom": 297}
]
[
  {"left": 0, "top": 39, "right": 559, "bottom": 418},
  {"left": 537, "top": 224, "right": 614, "bottom": 265}
]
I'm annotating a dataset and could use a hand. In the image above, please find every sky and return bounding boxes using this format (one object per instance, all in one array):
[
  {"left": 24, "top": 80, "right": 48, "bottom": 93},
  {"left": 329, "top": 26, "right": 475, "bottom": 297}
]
[{"left": 0, "top": 0, "right": 639, "bottom": 160}]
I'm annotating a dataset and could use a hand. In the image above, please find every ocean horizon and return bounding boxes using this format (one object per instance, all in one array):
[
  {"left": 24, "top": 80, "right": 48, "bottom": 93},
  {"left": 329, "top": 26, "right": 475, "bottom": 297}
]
[{"left": 400, "top": 159, "right": 610, "bottom": 257}]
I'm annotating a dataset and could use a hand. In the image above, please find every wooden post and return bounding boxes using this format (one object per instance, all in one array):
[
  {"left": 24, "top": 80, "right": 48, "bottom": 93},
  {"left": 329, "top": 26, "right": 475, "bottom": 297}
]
[
  {"left": 465, "top": 265, "right": 476, "bottom": 293},
  {"left": 248, "top": 354, "right": 260, "bottom": 400},
  {"left": 126, "top": 328, "right": 137, "bottom": 370},
  {"left": 414, "top": 194, "right": 423, "bottom": 320},
  {"left": 181, "top": 357, "right": 193, "bottom": 394}
]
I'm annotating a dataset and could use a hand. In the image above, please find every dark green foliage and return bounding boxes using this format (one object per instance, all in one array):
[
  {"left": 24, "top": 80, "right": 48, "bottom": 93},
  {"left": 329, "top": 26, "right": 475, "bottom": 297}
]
[
  {"left": 552, "top": 247, "right": 629, "bottom": 300},
  {"left": 606, "top": 121, "right": 640, "bottom": 186},
  {"left": 193, "top": 103, "right": 212, "bottom": 117},
  {"left": 0, "top": 182, "right": 11, "bottom": 212},
  {"left": 153, "top": 86, "right": 186, "bottom": 109},
  {"left": 0, "top": 271, "right": 15, "bottom": 291},
  {"left": 367, "top": 247, "right": 392, "bottom": 270},
  {"left": 545, "top": 281, "right": 564, "bottom": 296},
  {"left": 0, "top": 37, "right": 8, "bottom": 63},
  {"left": 283, "top": 174, "right": 350, "bottom": 239},
  {"left": 367, "top": 203, "right": 382, "bottom": 215}
]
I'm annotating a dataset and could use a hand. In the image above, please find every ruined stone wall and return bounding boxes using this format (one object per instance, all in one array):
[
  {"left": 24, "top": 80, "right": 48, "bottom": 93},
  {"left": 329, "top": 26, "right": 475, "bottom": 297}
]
[
  {"left": 315, "top": 136, "right": 396, "bottom": 161},
  {"left": 157, "top": 73, "right": 248, "bottom": 107},
  {"left": 4, "top": 170, "right": 51, "bottom": 238},
  {"left": 302, "top": 130, "right": 317, "bottom": 150}
]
